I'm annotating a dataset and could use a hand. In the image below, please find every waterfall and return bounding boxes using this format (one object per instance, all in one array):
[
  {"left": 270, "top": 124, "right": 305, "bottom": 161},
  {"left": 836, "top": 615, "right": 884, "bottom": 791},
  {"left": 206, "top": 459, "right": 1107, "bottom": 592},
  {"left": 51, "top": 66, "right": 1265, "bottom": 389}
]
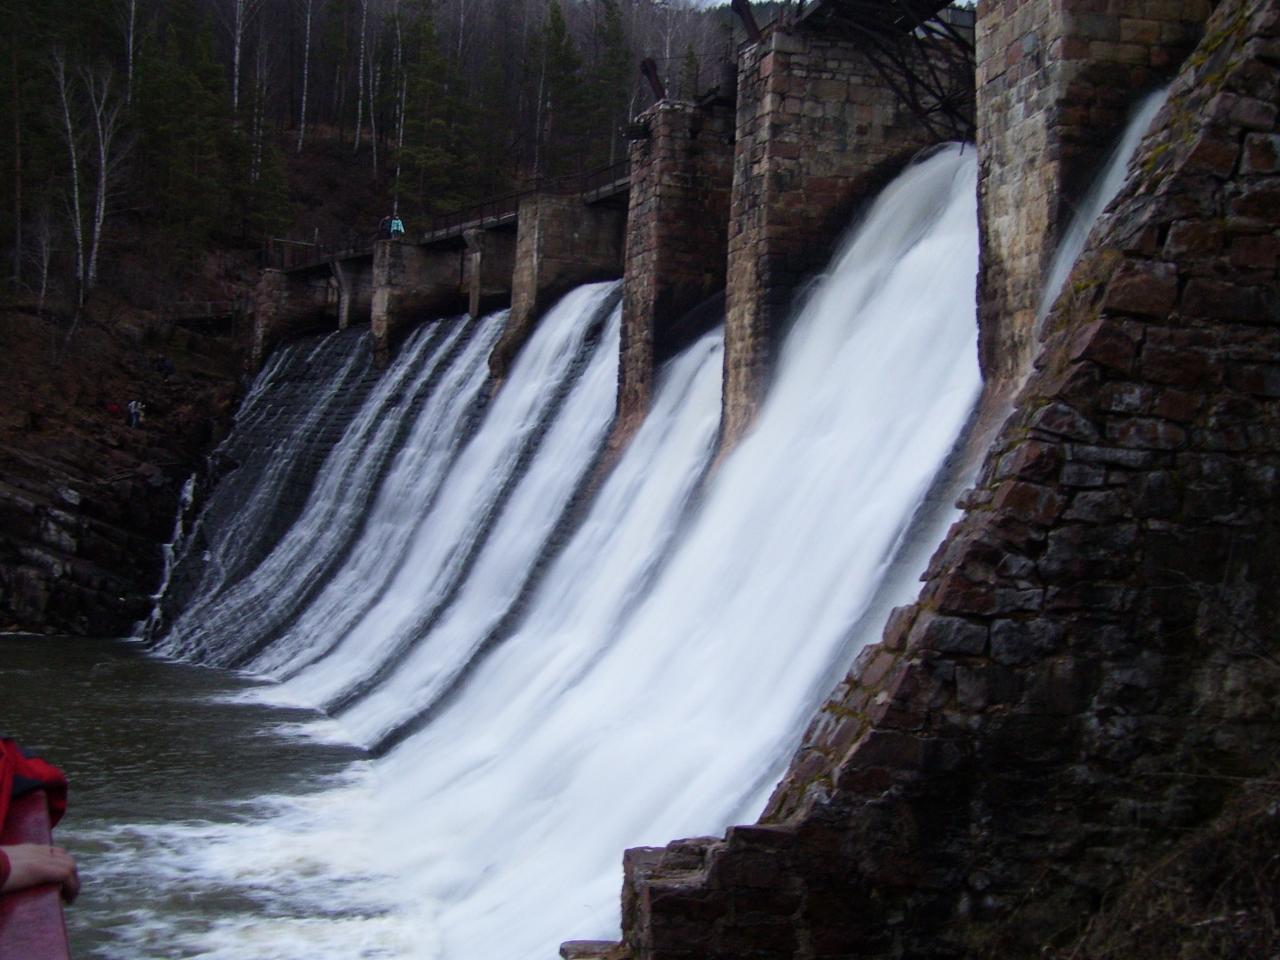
[
  {"left": 1038, "top": 87, "right": 1170, "bottom": 324},
  {"left": 131, "top": 144, "right": 981, "bottom": 959}
]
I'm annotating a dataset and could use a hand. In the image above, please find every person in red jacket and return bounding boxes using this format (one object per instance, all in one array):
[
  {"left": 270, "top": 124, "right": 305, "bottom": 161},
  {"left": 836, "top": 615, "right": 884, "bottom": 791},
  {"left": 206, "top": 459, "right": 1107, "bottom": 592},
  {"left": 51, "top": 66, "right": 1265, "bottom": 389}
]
[{"left": 0, "top": 738, "right": 78, "bottom": 902}]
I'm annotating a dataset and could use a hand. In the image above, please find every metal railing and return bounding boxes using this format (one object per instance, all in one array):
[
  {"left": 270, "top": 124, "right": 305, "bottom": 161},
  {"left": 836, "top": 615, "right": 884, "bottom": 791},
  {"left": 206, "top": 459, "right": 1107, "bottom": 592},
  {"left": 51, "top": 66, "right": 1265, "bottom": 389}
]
[
  {"left": 267, "top": 160, "right": 631, "bottom": 273},
  {"left": 0, "top": 790, "right": 71, "bottom": 960}
]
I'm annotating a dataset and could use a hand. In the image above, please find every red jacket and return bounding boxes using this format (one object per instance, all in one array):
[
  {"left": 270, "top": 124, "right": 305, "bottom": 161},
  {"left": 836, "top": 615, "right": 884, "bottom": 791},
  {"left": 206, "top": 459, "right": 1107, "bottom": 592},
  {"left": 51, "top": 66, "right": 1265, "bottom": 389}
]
[{"left": 0, "top": 739, "right": 68, "bottom": 888}]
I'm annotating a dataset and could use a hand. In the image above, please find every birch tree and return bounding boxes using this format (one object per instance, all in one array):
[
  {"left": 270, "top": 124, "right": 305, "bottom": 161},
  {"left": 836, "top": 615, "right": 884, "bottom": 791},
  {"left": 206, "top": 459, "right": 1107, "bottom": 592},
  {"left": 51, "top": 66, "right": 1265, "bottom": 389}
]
[
  {"left": 81, "top": 65, "right": 128, "bottom": 294},
  {"left": 52, "top": 51, "right": 129, "bottom": 309},
  {"left": 295, "top": 0, "right": 315, "bottom": 153},
  {"left": 52, "top": 50, "right": 86, "bottom": 308},
  {"left": 220, "top": 0, "right": 265, "bottom": 118},
  {"left": 116, "top": 0, "right": 141, "bottom": 104},
  {"left": 352, "top": 0, "right": 369, "bottom": 152}
]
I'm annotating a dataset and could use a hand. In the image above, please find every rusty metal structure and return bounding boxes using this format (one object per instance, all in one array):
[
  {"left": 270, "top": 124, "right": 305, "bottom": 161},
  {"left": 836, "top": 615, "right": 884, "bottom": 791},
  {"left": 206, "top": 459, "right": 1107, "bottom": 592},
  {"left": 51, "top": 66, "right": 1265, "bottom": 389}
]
[{"left": 784, "top": 0, "right": 976, "bottom": 141}]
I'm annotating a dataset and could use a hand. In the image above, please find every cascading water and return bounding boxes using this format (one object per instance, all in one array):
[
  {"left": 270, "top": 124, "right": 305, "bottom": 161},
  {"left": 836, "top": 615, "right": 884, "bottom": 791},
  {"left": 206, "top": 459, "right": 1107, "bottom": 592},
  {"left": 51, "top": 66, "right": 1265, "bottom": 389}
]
[
  {"left": 155, "top": 316, "right": 474, "bottom": 661},
  {"left": 116, "top": 143, "right": 982, "bottom": 960},
  {"left": 1038, "top": 87, "right": 1170, "bottom": 324}
]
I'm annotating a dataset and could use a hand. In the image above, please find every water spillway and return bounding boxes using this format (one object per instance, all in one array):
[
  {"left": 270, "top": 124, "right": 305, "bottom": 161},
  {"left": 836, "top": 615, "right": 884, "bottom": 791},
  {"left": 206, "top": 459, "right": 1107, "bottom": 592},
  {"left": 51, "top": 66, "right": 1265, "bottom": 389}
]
[{"left": 132, "top": 144, "right": 981, "bottom": 959}]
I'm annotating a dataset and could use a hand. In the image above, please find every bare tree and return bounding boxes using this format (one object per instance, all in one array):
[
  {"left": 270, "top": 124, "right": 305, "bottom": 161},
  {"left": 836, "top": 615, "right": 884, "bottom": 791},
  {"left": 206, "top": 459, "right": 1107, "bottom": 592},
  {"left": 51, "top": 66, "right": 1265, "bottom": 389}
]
[
  {"left": 220, "top": 0, "right": 265, "bottom": 118},
  {"left": 116, "top": 0, "right": 141, "bottom": 104},
  {"left": 80, "top": 65, "right": 129, "bottom": 295},
  {"left": 52, "top": 52, "right": 129, "bottom": 310},
  {"left": 52, "top": 50, "right": 86, "bottom": 308},
  {"left": 353, "top": 0, "right": 370, "bottom": 151},
  {"left": 28, "top": 205, "right": 54, "bottom": 318},
  {"left": 295, "top": 0, "right": 315, "bottom": 153}
]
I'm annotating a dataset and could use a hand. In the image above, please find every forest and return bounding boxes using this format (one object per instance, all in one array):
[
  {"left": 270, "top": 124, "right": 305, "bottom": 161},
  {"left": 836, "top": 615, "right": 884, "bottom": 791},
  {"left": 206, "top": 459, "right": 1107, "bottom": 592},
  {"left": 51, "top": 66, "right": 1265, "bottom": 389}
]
[{"left": 0, "top": 0, "right": 786, "bottom": 314}]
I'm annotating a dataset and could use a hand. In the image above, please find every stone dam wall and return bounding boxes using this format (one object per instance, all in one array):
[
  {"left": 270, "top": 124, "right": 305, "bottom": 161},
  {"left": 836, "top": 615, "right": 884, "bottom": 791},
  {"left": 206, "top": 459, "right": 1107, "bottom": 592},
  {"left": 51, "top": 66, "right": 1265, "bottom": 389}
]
[{"left": 610, "top": 0, "right": 1280, "bottom": 955}]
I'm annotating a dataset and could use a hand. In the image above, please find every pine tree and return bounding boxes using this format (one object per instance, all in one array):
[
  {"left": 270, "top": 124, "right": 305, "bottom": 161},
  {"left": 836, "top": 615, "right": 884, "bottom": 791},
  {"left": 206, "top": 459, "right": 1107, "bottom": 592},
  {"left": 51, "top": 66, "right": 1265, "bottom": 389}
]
[
  {"left": 398, "top": 1, "right": 455, "bottom": 215},
  {"left": 588, "top": 0, "right": 631, "bottom": 167},
  {"left": 134, "top": 10, "right": 235, "bottom": 259},
  {"left": 539, "top": 0, "right": 587, "bottom": 178}
]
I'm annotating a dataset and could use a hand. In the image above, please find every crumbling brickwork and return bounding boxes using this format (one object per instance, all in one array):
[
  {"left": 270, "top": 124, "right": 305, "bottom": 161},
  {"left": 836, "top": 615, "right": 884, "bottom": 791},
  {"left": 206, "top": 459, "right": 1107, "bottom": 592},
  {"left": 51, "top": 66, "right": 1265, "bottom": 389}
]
[{"left": 616, "top": 0, "right": 1280, "bottom": 955}]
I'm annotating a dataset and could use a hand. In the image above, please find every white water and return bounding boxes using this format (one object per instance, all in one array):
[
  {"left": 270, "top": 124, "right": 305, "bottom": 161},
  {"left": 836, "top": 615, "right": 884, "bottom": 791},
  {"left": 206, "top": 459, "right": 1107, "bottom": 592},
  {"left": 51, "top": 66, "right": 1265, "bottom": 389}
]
[
  {"left": 1038, "top": 87, "right": 1169, "bottom": 324},
  {"left": 332, "top": 307, "right": 627, "bottom": 744},
  {"left": 157, "top": 332, "right": 374, "bottom": 658},
  {"left": 155, "top": 319, "right": 467, "bottom": 663},
  {"left": 123, "top": 144, "right": 984, "bottom": 960},
  {"left": 249, "top": 313, "right": 504, "bottom": 677},
  {"left": 253, "top": 282, "right": 620, "bottom": 710}
]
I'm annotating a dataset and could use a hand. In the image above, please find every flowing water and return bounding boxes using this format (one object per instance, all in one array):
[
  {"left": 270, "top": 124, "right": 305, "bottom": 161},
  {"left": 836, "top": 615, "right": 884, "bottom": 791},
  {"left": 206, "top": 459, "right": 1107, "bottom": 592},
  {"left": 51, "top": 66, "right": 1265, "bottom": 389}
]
[{"left": 6, "top": 112, "right": 1164, "bottom": 959}]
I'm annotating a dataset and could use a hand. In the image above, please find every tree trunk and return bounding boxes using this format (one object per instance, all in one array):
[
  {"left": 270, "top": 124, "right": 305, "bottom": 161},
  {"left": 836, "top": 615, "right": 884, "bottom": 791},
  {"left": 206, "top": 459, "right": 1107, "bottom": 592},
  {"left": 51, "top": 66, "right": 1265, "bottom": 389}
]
[
  {"left": 53, "top": 51, "right": 85, "bottom": 310},
  {"left": 232, "top": 0, "right": 244, "bottom": 117},
  {"left": 296, "top": 0, "right": 313, "bottom": 153},
  {"left": 122, "top": 0, "right": 137, "bottom": 105},
  {"left": 353, "top": 0, "right": 368, "bottom": 152},
  {"left": 10, "top": 36, "right": 22, "bottom": 288},
  {"left": 82, "top": 66, "right": 123, "bottom": 295},
  {"left": 368, "top": 59, "right": 378, "bottom": 174}
]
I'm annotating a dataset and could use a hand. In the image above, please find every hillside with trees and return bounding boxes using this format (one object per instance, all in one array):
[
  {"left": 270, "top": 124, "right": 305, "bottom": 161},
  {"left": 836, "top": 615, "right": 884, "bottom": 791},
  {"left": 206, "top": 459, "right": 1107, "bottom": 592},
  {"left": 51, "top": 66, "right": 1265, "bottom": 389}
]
[{"left": 0, "top": 0, "right": 766, "bottom": 317}]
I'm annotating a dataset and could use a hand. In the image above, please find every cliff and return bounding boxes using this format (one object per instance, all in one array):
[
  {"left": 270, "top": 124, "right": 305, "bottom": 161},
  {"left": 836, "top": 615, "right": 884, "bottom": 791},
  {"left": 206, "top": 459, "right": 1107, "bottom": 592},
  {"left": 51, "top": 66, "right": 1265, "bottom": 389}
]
[{"left": 0, "top": 308, "right": 240, "bottom": 636}]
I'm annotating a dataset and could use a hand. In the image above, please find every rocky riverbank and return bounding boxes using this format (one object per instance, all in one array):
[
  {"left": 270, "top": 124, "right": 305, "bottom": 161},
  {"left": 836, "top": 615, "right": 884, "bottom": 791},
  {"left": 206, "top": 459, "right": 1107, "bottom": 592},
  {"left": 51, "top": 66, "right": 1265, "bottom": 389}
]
[{"left": 0, "top": 306, "right": 242, "bottom": 636}]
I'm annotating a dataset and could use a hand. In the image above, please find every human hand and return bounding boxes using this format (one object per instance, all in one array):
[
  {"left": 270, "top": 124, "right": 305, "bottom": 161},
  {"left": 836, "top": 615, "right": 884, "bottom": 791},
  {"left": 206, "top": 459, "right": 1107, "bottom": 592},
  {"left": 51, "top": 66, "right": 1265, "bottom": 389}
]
[{"left": 0, "top": 844, "right": 80, "bottom": 903}]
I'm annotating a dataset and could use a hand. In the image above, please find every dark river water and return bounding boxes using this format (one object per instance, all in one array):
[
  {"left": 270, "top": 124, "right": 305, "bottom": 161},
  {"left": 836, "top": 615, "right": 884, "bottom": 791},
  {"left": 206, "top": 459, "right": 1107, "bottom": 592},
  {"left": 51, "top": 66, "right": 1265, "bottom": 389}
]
[{"left": 2, "top": 634, "right": 367, "bottom": 958}]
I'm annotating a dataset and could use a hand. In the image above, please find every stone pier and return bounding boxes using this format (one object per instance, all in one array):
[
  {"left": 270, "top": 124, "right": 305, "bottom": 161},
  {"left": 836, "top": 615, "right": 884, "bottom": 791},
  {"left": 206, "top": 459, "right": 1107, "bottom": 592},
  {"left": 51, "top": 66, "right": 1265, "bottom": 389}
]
[
  {"left": 251, "top": 266, "right": 340, "bottom": 368},
  {"left": 370, "top": 240, "right": 467, "bottom": 364},
  {"left": 463, "top": 226, "right": 517, "bottom": 320},
  {"left": 490, "top": 190, "right": 626, "bottom": 382},
  {"left": 617, "top": 98, "right": 734, "bottom": 438},
  {"left": 332, "top": 257, "right": 373, "bottom": 331},
  {"left": 721, "top": 22, "right": 968, "bottom": 449},
  {"left": 975, "top": 0, "right": 1210, "bottom": 383}
]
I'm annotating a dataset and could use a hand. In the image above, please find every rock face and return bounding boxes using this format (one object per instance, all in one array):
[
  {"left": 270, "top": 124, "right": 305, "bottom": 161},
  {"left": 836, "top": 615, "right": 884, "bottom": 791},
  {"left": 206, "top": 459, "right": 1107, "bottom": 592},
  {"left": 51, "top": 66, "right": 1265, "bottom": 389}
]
[
  {"left": 616, "top": 0, "right": 1280, "bottom": 955},
  {"left": 0, "top": 311, "right": 240, "bottom": 636}
]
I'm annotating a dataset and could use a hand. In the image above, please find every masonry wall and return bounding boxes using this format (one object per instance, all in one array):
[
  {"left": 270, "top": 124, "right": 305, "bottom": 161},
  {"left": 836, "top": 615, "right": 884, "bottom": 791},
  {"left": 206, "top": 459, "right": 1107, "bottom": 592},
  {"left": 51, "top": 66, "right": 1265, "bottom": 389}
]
[
  {"left": 334, "top": 257, "right": 374, "bottom": 330},
  {"left": 370, "top": 240, "right": 467, "bottom": 365},
  {"left": 251, "top": 267, "right": 337, "bottom": 368},
  {"left": 976, "top": 0, "right": 1211, "bottom": 383},
  {"left": 722, "top": 26, "right": 960, "bottom": 449},
  {"left": 492, "top": 193, "right": 625, "bottom": 382},
  {"left": 463, "top": 226, "right": 517, "bottom": 319},
  {"left": 616, "top": 0, "right": 1280, "bottom": 955},
  {"left": 618, "top": 99, "right": 734, "bottom": 437}
]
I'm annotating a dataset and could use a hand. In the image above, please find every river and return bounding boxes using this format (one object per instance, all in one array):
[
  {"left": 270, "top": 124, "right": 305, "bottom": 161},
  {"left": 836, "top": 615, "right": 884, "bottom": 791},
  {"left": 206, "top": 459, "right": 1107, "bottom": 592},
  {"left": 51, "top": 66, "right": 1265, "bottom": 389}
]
[{"left": 2, "top": 633, "right": 365, "bottom": 958}]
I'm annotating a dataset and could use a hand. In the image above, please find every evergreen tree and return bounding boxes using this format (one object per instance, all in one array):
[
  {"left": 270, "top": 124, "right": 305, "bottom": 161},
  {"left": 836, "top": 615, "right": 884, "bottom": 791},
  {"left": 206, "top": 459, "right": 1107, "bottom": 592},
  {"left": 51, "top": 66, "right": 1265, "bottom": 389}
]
[
  {"left": 133, "top": 9, "right": 236, "bottom": 259},
  {"left": 398, "top": 1, "right": 456, "bottom": 215},
  {"left": 587, "top": 0, "right": 631, "bottom": 167},
  {"left": 539, "top": 0, "right": 587, "bottom": 178}
]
